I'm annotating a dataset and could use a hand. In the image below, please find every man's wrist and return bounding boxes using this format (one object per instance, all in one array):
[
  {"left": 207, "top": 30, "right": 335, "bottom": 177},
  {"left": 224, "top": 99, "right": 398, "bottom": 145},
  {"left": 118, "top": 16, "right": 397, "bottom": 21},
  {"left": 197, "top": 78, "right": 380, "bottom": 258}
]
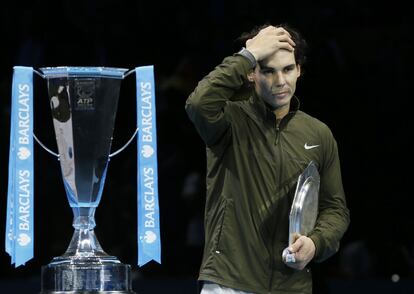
[{"left": 235, "top": 47, "right": 257, "bottom": 68}]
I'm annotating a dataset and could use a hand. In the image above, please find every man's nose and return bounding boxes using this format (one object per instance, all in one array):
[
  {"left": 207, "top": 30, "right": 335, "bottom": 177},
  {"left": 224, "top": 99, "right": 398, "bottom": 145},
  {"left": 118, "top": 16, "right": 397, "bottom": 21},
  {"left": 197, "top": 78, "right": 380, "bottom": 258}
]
[{"left": 273, "top": 72, "right": 286, "bottom": 87}]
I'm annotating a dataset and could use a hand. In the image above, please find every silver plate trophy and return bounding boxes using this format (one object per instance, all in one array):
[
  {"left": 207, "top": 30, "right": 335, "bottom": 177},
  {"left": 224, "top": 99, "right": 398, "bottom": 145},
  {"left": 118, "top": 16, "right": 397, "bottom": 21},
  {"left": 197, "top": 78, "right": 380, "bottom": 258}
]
[
  {"left": 282, "top": 161, "right": 320, "bottom": 264},
  {"left": 39, "top": 67, "right": 135, "bottom": 293}
]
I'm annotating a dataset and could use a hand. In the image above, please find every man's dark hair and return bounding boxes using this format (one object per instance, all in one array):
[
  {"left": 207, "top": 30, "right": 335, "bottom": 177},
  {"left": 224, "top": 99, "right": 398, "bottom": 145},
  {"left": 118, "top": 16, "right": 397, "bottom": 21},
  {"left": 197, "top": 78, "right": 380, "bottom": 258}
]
[{"left": 238, "top": 23, "right": 308, "bottom": 68}]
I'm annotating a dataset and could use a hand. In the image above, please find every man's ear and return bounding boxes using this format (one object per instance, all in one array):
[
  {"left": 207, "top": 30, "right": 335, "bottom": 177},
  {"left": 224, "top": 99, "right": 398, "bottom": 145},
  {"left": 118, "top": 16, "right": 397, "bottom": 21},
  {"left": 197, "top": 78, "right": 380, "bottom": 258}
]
[
  {"left": 297, "top": 64, "right": 301, "bottom": 78},
  {"left": 247, "top": 71, "right": 255, "bottom": 82}
]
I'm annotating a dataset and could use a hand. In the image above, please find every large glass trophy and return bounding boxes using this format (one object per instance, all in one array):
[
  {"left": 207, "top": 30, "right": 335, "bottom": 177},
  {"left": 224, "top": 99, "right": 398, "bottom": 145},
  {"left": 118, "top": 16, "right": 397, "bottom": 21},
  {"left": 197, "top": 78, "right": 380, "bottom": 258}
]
[
  {"left": 282, "top": 161, "right": 320, "bottom": 264},
  {"left": 40, "top": 67, "right": 134, "bottom": 293},
  {"left": 6, "top": 66, "right": 161, "bottom": 293}
]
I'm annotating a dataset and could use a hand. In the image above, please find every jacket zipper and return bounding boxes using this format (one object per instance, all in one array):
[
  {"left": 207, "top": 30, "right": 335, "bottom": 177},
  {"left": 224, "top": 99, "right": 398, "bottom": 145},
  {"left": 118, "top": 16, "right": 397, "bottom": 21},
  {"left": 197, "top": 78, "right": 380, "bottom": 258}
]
[
  {"left": 274, "top": 117, "right": 282, "bottom": 145},
  {"left": 268, "top": 119, "right": 285, "bottom": 292},
  {"left": 274, "top": 126, "right": 280, "bottom": 145},
  {"left": 268, "top": 120, "right": 282, "bottom": 292}
]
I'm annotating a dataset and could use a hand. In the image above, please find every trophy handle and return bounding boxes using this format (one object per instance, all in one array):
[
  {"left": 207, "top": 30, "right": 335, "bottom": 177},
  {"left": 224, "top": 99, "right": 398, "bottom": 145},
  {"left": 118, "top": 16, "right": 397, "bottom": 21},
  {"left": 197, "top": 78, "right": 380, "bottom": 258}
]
[
  {"left": 122, "top": 68, "right": 136, "bottom": 78},
  {"left": 109, "top": 127, "right": 138, "bottom": 158},
  {"left": 33, "top": 68, "right": 139, "bottom": 159},
  {"left": 33, "top": 128, "right": 139, "bottom": 158},
  {"left": 33, "top": 133, "right": 60, "bottom": 157}
]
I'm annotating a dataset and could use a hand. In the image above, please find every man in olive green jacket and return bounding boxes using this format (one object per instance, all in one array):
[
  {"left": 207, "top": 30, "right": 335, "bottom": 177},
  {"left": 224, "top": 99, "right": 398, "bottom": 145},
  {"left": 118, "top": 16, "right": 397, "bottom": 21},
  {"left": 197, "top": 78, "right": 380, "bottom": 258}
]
[{"left": 185, "top": 24, "right": 350, "bottom": 294}]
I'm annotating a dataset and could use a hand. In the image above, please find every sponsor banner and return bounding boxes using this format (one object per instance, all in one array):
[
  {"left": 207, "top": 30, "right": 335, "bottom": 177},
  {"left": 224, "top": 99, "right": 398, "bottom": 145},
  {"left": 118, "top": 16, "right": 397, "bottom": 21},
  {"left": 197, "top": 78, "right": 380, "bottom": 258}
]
[
  {"left": 136, "top": 66, "right": 161, "bottom": 266},
  {"left": 6, "top": 66, "right": 34, "bottom": 267}
]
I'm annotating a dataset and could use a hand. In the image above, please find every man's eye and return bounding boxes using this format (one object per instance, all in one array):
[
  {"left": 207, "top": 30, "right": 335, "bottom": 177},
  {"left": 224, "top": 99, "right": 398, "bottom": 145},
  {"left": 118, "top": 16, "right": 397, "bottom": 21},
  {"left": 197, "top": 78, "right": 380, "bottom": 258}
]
[{"left": 262, "top": 69, "right": 274, "bottom": 74}]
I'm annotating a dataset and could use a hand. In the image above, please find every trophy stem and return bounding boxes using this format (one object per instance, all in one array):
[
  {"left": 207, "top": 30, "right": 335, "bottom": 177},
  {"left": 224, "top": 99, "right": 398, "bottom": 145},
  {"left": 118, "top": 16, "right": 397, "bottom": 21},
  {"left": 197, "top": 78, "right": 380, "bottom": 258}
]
[
  {"left": 49, "top": 207, "right": 119, "bottom": 263},
  {"left": 40, "top": 206, "right": 135, "bottom": 293},
  {"left": 73, "top": 206, "right": 97, "bottom": 230}
]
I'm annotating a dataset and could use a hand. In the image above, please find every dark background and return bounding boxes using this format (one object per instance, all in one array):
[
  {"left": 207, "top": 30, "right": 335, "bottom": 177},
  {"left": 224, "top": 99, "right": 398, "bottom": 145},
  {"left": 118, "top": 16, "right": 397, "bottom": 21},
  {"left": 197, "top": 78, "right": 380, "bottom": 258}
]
[{"left": 0, "top": 0, "right": 413, "bottom": 293}]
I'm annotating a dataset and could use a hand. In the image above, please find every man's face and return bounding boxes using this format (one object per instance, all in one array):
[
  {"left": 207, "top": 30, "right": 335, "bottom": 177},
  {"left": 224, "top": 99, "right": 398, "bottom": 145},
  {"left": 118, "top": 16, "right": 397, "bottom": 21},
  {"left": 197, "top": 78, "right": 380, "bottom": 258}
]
[{"left": 251, "top": 49, "right": 301, "bottom": 111}]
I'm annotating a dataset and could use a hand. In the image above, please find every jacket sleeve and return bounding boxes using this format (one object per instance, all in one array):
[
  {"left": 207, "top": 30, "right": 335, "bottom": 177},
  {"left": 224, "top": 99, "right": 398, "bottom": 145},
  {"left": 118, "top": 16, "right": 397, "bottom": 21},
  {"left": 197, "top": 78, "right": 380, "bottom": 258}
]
[
  {"left": 308, "top": 128, "right": 350, "bottom": 262},
  {"left": 185, "top": 55, "right": 252, "bottom": 146}
]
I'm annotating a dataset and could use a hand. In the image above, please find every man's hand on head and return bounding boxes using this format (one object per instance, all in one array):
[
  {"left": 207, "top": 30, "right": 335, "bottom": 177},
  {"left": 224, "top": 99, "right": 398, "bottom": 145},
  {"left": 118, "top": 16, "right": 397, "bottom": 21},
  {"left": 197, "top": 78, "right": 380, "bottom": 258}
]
[{"left": 246, "top": 26, "right": 296, "bottom": 62}]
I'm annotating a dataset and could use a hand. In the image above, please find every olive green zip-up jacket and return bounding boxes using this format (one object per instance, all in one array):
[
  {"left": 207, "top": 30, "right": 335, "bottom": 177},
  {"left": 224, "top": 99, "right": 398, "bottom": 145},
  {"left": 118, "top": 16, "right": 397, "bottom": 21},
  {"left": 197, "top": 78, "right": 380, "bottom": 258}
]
[{"left": 185, "top": 55, "right": 350, "bottom": 294}]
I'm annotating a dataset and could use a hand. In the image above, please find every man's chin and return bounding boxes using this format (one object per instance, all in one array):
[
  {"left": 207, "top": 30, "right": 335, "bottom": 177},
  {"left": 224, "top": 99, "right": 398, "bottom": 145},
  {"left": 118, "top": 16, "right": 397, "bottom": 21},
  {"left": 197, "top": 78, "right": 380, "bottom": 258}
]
[
  {"left": 263, "top": 96, "right": 290, "bottom": 110},
  {"left": 273, "top": 99, "right": 290, "bottom": 109}
]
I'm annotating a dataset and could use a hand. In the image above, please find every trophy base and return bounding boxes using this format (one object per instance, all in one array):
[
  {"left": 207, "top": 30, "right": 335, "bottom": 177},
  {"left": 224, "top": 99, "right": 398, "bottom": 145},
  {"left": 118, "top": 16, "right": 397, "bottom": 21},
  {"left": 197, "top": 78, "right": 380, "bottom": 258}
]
[{"left": 40, "top": 262, "right": 136, "bottom": 294}]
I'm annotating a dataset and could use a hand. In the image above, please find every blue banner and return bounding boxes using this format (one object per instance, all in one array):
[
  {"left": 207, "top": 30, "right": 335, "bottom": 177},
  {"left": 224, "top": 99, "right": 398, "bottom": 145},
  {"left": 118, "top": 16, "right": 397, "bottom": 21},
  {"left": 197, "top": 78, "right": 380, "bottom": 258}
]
[
  {"left": 6, "top": 66, "right": 34, "bottom": 267},
  {"left": 136, "top": 66, "right": 161, "bottom": 266}
]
